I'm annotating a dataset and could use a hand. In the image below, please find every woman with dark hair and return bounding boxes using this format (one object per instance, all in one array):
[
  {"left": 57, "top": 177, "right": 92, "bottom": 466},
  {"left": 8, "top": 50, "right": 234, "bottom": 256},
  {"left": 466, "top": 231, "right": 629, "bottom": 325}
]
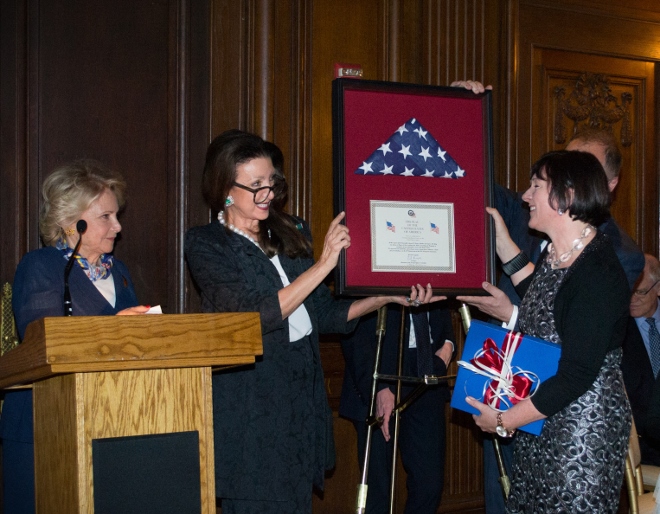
[
  {"left": 185, "top": 129, "right": 441, "bottom": 514},
  {"left": 4, "top": 160, "right": 148, "bottom": 513},
  {"left": 264, "top": 139, "right": 287, "bottom": 212},
  {"left": 466, "top": 150, "right": 632, "bottom": 513}
]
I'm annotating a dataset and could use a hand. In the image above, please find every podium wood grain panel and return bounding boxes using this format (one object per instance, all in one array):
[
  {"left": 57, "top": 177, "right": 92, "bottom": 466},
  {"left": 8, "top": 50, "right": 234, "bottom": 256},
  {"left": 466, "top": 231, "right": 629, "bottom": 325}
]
[
  {"left": 33, "top": 374, "right": 81, "bottom": 511},
  {"left": 2, "top": 313, "right": 263, "bottom": 514},
  {"left": 0, "top": 313, "right": 262, "bottom": 388},
  {"left": 34, "top": 367, "right": 216, "bottom": 513},
  {"left": 83, "top": 368, "right": 210, "bottom": 437}
]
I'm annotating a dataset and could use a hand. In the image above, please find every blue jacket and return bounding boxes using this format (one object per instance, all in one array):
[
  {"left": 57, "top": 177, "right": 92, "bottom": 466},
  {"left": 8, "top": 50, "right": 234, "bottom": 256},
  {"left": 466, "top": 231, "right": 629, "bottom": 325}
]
[{"left": 1, "top": 246, "right": 138, "bottom": 443}]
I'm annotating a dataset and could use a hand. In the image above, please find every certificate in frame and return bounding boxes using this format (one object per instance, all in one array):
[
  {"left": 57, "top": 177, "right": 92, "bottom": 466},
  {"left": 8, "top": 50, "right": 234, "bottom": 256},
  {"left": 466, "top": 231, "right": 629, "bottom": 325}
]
[{"left": 332, "top": 78, "right": 495, "bottom": 296}]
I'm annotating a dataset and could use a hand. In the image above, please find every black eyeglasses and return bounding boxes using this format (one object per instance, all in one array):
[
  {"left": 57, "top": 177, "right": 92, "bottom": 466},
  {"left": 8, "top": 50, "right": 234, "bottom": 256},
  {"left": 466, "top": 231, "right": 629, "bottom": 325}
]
[
  {"left": 633, "top": 279, "right": 660, "bottom": 297},
  {"left": 232, "top": 180, "right": 282, "bottom": 204}
]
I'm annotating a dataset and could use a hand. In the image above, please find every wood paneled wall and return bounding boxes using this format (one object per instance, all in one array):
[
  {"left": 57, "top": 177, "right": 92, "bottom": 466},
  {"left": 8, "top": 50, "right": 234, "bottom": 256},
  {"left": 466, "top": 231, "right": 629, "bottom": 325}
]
[
  {"left": 512, "top": 0, "right": 660, "bottom": 255},
  {"left": 209, "top": 1, "right": 505, "bottom": 512},
  {"left": 208, "top": 1, "right": 660, "bottom": 512},
  {"left": 211, "top": 0, "right": 506, "bottom": 251},
  {"left": 2, "top": 0, "right": 660, "bottom": 513},
  {"left": 0, "top": 0, "right": 211, "bottom": 313}
]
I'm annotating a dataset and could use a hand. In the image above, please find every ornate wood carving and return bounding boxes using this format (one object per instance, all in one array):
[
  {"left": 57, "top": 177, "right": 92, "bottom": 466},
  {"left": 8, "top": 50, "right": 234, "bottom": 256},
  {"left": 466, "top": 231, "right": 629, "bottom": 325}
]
[
  {"left": 534, "top": 47, "right": 655, "bottom": 253},
  {"left": 516, "top": 1, "right": 658, "bottom": 254},
  {"left": 553, "top": 73, "right": 634, "bottom": 147},
  {"left": 5, "top": 1, "right": 658, "bottom": 513}
]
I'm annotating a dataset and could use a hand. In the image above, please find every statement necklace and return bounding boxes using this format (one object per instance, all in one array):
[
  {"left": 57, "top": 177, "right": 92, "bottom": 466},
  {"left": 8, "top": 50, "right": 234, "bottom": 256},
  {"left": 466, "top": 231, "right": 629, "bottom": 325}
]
[
  {"left": 546, "top": 225, "right": 594, "bottom": 269},
  {"left": 218, "top": 212, "right": 262, "bottom": 250}
]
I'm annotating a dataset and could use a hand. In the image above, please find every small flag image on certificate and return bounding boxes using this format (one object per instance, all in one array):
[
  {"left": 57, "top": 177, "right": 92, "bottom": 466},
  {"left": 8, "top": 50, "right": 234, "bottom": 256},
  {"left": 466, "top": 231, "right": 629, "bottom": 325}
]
[{"left": 370, "top": 200, "right": 455, "bottom": 273}]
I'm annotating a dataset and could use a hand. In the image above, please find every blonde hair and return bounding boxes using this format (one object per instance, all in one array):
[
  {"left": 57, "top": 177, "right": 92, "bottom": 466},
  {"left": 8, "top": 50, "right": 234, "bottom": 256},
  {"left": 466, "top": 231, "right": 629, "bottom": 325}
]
[{"left": 39, "top": 159, "right": 126, "bottom": 246}]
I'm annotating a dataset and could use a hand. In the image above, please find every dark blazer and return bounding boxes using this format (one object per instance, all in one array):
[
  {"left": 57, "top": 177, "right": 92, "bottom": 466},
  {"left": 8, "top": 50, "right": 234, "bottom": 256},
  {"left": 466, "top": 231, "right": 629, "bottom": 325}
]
[
  {"left": 339, "top": 303, "right": 455, "bottom": 423},
  {"left": 644, "top": 375, "right": 660, "bottom": 450},
  {"left": 185, "top": 219, "right": 358, "bottom": 502},
  {"left": 493, "top": 184, "right": 543, "bottom": 317},
  {"left": 599, "top": 216, "right": 644, "bottom": 290},
  {"left": 2, "top": 246, "right": 138, "bottom": 442},
  {"left": 622, "top": 314, "right": 660, "bottom": 465},
  {"left": 515, "top": 231, "right": 630, "bottom": 416}
]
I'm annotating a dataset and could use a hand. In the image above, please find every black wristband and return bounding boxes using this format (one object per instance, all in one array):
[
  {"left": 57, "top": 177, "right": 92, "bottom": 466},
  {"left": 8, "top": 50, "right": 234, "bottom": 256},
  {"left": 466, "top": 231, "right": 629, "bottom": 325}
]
[{"left": 501, "top": 251, "right": 530, "bottom": 276}]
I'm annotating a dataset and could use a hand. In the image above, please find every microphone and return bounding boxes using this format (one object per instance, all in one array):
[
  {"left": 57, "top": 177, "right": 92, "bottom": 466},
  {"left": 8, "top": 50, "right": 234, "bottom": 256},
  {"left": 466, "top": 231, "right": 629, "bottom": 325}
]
[{"left": 63, "top": 220, "right": 88, "bottom": 316}]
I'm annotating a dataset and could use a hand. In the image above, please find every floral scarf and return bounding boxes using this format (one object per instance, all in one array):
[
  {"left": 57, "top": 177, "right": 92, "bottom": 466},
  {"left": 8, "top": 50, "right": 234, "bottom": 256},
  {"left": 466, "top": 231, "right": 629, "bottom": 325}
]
[{"left": 56, "top": 238, "right": 114, "bottom": 281}]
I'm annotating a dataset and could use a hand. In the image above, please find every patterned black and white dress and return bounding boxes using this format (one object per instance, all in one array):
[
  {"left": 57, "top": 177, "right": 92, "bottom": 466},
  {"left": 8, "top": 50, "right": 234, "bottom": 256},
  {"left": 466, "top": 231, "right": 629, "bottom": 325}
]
[{"left": 506, "top": 239, "right": 632, "bottom": 513}]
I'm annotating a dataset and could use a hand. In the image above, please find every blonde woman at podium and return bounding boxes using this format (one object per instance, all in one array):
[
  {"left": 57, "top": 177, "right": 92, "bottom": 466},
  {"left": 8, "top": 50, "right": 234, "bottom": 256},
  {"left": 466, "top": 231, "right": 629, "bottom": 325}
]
[
  {"left": 4, "top": 160, "right": 149, "bottom": 514},
  {"left": 185, "top": 130, "right": 442, "bottom": 514}
]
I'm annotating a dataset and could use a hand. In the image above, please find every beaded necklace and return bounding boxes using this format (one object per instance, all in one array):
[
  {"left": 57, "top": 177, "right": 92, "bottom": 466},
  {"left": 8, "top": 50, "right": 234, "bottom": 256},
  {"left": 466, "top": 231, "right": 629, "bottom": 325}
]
[
  {"left": 546, "top": 224, "right": 594, "bottom": 269},
  {"left": 218, "top": 211, "right": 263, "bottom": 252}
]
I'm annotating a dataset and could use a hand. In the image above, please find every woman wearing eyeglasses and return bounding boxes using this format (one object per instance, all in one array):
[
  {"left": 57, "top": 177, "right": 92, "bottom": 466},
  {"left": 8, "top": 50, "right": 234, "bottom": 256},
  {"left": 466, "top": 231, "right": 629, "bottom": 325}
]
[{"left": 184, "top": 130, "right": 441, "bottom": 514}]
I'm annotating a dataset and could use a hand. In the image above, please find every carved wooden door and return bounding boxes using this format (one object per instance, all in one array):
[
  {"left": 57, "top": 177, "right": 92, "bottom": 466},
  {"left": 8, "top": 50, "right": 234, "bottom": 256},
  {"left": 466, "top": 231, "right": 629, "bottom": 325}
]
[{"left": 530, "top": 48, "right": 656, "bottom": 250}]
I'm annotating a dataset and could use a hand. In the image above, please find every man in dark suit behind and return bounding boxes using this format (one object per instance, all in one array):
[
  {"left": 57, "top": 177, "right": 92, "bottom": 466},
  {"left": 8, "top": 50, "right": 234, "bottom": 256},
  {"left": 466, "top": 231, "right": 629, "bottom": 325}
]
[
  {"left": 340, "top": 303, "right": 455, "bottom": 514},
  {"left": 622, "top": 253, "right": 660, "bottom": 466}
]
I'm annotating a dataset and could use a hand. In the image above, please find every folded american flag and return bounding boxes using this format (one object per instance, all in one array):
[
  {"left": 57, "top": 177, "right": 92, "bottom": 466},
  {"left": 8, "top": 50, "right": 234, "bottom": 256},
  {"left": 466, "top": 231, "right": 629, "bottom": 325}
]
[{"left": 354, "top": 118, "right": 466, "bottom": 179}]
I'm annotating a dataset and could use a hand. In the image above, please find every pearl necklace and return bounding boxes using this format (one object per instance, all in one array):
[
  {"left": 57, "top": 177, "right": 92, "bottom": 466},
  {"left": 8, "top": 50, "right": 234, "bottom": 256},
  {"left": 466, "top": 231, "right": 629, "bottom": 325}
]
[
  {"left": 547, "top": 225, "right": 594, "bottom": 269},
  {"left": 218, "top": 212, "right": 262, "bottom": 250}
]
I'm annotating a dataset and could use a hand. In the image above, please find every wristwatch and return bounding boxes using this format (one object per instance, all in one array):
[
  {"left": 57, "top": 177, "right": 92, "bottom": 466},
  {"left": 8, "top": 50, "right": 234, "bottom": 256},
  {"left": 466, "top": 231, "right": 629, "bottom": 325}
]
[{"left": 496, "top": 412, "right": 516, "bottom": 438}]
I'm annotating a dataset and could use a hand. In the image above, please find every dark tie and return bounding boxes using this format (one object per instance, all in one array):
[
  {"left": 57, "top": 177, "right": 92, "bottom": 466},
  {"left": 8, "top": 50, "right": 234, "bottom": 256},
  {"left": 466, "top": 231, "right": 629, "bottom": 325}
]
[
  {"left": 412, "top": 310, "right": 433, "bottom": 377},
  {"left": 646, "top": 318, "right": 660, "bottom": 378}
]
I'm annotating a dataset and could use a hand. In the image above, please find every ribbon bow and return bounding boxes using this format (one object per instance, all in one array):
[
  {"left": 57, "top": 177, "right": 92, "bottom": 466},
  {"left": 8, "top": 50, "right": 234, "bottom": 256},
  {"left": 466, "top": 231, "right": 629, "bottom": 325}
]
[{"left": 457, "top": 331, "right": 539, "bottom": 411}]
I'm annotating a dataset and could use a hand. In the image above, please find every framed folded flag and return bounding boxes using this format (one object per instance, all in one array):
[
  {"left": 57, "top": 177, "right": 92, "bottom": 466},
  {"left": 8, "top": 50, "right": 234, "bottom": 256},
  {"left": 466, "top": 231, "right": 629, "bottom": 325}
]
[
  {"left": 450, "top": 320, "right": 562, "bottom": 435},
  {"left": 332, "top": 78, "right": 495, "bottom": 297}
]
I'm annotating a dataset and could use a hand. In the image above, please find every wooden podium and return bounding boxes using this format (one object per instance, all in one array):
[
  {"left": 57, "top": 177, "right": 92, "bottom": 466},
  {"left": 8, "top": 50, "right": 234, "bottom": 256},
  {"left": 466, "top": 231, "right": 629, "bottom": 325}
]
[{"left": 0, "top": 313, "right": 262, "bottom": 513}]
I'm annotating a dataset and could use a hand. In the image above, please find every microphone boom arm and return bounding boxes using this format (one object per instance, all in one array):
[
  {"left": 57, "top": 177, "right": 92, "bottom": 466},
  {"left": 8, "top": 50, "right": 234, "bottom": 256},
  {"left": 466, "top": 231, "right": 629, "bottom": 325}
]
[{"left": 63, "top": 220, "right": 87, "bottom": 316}]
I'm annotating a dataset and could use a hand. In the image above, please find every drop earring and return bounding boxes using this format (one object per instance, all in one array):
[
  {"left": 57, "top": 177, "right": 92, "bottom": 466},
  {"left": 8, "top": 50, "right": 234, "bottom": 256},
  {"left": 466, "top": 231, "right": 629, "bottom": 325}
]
[{"left": 225, "top": 196, "right": 234, "bottom": 207}]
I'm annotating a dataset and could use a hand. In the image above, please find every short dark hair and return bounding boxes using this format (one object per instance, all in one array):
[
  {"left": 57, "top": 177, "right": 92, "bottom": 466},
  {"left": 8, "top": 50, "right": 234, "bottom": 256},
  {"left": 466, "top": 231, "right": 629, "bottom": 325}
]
[
  {"left": 201, "top": 129, "right": 310, "bottom": 257},
  {"left": 569, "top": 128, "right": 622, "bottom": 180},
  {"left": 530, "top": 150, "right": 611, "bottom": 227}
]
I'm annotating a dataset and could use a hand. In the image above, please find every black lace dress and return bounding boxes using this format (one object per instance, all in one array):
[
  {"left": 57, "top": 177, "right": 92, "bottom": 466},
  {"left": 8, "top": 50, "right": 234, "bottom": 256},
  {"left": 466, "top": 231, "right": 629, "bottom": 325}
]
[{"left": 506, "top": 236, "right": 632, "bottom": 513}]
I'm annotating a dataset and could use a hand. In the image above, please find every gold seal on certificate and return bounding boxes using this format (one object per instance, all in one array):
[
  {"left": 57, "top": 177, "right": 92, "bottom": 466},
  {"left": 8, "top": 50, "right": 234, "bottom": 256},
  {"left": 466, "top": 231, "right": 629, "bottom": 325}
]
[{"left": 370, "top": 200, "right": 455, "bottom": 273}]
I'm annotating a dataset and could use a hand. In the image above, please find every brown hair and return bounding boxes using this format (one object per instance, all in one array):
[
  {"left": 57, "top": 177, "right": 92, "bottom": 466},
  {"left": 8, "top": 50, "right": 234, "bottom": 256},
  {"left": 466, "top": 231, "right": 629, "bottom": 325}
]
[{"left": 202, "top": 130, "right": 311, "bottom": 258}]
